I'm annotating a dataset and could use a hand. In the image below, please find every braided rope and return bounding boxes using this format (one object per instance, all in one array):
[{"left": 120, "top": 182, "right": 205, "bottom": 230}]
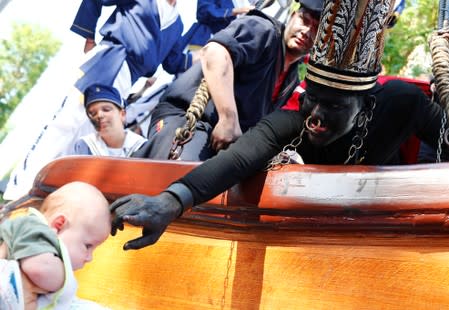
[
  {"left": 174, "top": 78, "right": 210, "bottom": 141},
  {"left": 169, "top": 78, "right": 210, "bottom": 159},
  {"left": 430, "top": 31, "right": 449, "bottom": 114}
]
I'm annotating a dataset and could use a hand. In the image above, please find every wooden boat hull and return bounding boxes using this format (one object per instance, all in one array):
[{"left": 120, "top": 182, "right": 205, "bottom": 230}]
[
  {"left": 76, "top": 226, "right": 449, "bottom": 309},
  {"left": 32, "top": 156, "right": 449, "bottom": 232},
  {"left": 26, "top": 156, "right": 449, "bottom": 308}
]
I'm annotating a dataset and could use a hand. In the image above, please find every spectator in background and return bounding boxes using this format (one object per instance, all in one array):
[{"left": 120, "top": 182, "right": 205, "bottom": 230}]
[
  {"left": 71, "top": 0, "right": 199, "bottom": 95},
  {"left": 73, "top": 85, "right": 147, "bottom": 157}
]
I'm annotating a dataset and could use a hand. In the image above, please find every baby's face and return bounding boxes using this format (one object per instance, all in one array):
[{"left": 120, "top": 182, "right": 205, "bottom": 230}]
[{"left": 59, "top": 218, "right": 111, "bottom": 270}]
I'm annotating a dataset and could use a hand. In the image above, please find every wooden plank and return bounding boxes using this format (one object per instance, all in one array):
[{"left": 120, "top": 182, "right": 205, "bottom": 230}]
[
  {"left": 31, "top": 156, "right": 449, "bottom": 232},
  {"left": 76, "top": 225, "right": 449, "bottom": 309}
]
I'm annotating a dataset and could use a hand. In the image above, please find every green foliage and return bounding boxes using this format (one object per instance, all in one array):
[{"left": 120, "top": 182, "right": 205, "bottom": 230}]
[
  {"left": 298, "top": 62, "right": 307, "bottom": 81},
  {"left": 0, "top": 23, "right": 61, "bottom": 138},
  {"left": 383, "top": 0, "right": 438, "bottom": 76}
]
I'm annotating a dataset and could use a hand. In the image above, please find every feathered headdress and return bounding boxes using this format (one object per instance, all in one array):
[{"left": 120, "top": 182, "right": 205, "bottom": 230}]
[{"left": 306, "top": 0, "right": 394, "bottom": 93}]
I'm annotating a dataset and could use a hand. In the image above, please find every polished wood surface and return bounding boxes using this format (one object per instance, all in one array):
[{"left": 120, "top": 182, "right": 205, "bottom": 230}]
[
  {"left": 27, "top": 156, "right": 449, "bottom": 309},
  {"left": 31, "top": 156, "right": 449, "bottom": 232},
  {"left": 76, "top": 224, "right": 449, "bottom": 309}
]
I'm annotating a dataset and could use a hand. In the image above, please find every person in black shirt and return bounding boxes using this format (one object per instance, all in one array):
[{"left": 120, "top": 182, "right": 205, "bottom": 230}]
[{"left": 137, "top": 0, "right": 323, "bottom": 161}]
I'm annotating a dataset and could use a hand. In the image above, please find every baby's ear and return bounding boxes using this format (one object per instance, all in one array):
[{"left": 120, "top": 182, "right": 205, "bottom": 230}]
[{"left": 50, "top": 214, "right": 68, "bottom": 232}]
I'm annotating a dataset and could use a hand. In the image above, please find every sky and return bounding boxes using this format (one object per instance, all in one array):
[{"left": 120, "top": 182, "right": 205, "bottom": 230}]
[{"left": 0, "top": 0, "right": 80, "bottom": 41}]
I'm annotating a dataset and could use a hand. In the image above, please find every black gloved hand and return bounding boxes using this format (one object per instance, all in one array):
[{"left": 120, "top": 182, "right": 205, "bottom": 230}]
[{"left": 110, "top": 192, "right": 182, "bottom": 250}]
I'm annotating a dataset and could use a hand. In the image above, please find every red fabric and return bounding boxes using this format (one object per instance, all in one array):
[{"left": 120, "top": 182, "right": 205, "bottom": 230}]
[
  {"left": 282, "top": 80, "right": 306, "bottom": 111},
  {"left": 272, "top": 70, "right": 288, "bottom": 102},
  {"left": 377, "top": 75, "right": 431, "bottom": 97},
  {"left": 399, "top": 135, "right": 421, "bottom": 164},
  {"left": 279, "top": 75, "right": 431, "bottom": 164}
]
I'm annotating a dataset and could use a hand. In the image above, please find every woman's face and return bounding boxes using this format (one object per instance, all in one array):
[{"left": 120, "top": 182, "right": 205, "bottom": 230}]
[
  {"left": 301, "top": 88, "right": 364, "bottom": 146},
  {"left": 86, "top": 101, "right": 125, "bottom": 137}
]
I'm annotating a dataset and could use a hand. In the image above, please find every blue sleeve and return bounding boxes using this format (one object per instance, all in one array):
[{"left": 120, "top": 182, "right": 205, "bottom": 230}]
[
  {"left": 209, "top": 15, "right": 278, "bottom": 68},
  {"left": 197, "top": 0, "right": 235, "bottom": 26},
  {"left": 102, "top": 0, "right": 135, "bottom": 5},
  {"left": 70, "top": 0, "right": 139, "bottom": 39},
  {"left": 72, "top": 139, "right": 93, "bottom": 155},
  {"left": 162, "top": 43, "right": 192, "bottom": 74},
  {"left": 70, "top": 0, "right": 103, "bottom": 39}
]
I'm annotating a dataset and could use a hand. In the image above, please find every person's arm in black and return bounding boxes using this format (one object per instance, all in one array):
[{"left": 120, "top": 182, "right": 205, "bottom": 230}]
[{"left": 110, "top": 109, "right": 303, "bottom": 249}]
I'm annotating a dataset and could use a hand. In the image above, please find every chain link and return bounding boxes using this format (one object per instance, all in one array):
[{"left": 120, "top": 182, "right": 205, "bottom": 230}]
[
  {"left": 265, "top": 127, "right": 305, "bottom": 171},
  {"left": 344, "top": 98, "right": 375, "bottom": 165},
  {"left": 266, "top": 97, "right": 376, "bottom": 169},
  {"left": 437, "top": 111, "right": 447, "bottom": 163}
]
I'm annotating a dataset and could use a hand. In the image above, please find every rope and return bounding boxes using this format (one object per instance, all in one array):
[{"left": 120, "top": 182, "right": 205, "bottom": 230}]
[
  {"left": 169, "top": 78, "right": 210, "bottom": 160},
  {"left": 430, "top": 31, "right": 449, "bottom": 115}
]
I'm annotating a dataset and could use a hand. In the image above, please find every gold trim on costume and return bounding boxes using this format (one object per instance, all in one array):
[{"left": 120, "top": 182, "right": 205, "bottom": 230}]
[
  {"left": 307, "top": 64, "right": 378, "bottom": 84},
  {"left": 306, "top": 73, "right": 377, "bottom": 91}
]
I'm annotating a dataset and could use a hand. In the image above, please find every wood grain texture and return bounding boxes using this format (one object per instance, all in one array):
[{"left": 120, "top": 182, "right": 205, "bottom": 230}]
[
  {"left": 31, "top": 156, "right": 449, "bottom": 231},
  {"left": 76, "top": 225, "right": 449, "bottom": 309}
]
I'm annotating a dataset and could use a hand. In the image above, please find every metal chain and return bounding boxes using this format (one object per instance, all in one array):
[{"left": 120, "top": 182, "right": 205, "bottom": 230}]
[
  {"left": 266, "top": 97, "right": 376, "bottom": 169},
  {"left": 265, "top": 127, "right": 305, "bottom": 171},
  {"left": 437, "top": 111, "right": 447, "bottom": 163},
  {"left": 344, "top": 97, "right": 376, "bottom": 165},
  {"left": 429, "top": 29, "right": 449, "bottom": 162}
]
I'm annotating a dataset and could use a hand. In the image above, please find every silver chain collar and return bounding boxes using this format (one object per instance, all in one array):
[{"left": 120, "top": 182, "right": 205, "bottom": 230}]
[{"left": 266, "top": 97, "right": 376, "bottom": 170}]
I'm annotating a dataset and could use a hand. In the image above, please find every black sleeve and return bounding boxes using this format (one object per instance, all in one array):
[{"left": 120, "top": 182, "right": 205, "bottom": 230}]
[
  {"left": 408, "top": 84, "right": 449, "bottom": 160},
  {"left": 379, "top": 80, "right": 449, "bottom": 162},
  {"left": 178, "top": 110, "right": 304, "bottom": 205}
]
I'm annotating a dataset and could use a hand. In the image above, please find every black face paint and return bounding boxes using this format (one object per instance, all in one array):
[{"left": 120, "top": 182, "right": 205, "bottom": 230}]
[{"left": 301, "top": 88, "right": 364, "bottom": 146}]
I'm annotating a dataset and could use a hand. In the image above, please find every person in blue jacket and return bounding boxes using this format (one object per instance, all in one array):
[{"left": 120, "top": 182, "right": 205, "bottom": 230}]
[
  {"left": 71, "top": 0, "right": 198, "bottom": 95},
  {"left": 185, "top": 0, "right": 256, "bottom": 49}
]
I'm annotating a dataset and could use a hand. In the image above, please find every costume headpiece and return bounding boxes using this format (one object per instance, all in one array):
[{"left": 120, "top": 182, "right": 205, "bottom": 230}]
[
  {"left": 84, "top": 85, "right": 125, "bottom": 110},
  {"left": 306, "top": 0, "right": 395, "bottom": 93}
]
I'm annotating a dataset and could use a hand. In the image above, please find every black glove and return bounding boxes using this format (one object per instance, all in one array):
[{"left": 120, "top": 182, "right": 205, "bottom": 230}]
[{"left": 110, "top": 192, "right": 182, "bottom": 250}]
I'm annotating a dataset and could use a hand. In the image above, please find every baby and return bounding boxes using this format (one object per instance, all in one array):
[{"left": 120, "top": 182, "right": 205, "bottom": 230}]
[{"left": 0, "top": 181, "right": 111, "bottom": 309}]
